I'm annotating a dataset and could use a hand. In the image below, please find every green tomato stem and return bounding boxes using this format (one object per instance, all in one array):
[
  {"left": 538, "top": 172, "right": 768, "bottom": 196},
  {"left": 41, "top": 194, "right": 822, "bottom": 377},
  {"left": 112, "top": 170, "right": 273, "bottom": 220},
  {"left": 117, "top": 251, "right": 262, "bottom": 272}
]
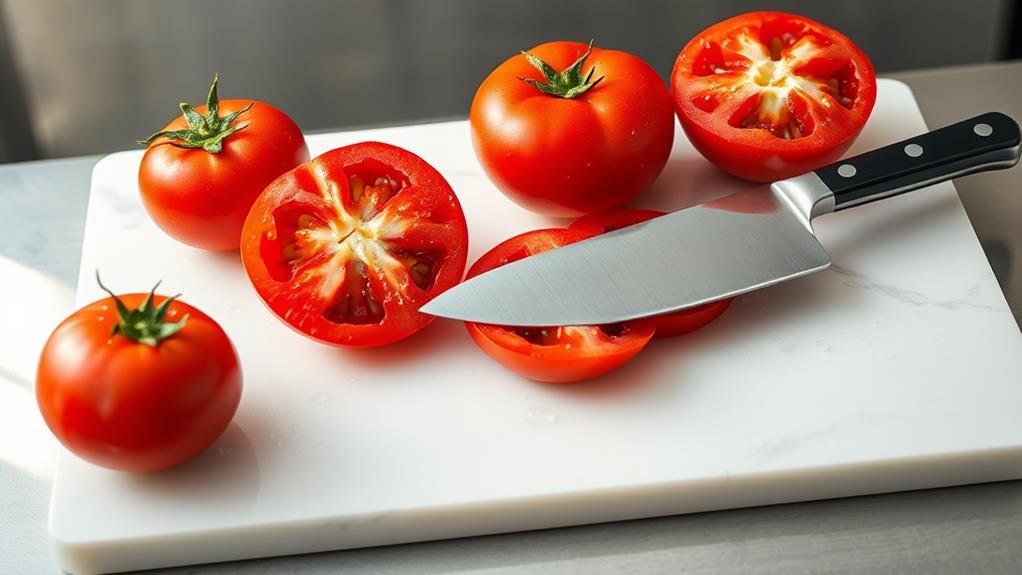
[
  {"left": 96, "top": 272, "right": 188, "bottom": 347},
  {"left": 136, "top": 74, "right": 253, "bottom": 154},
  {"left": 518, "top": 40, "right": 605, "bottom": 99}
]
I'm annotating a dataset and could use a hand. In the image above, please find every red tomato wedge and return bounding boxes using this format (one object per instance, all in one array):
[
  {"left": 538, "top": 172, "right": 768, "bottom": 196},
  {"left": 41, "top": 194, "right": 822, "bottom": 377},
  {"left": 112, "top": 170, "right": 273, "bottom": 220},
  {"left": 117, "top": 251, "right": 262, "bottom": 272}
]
[
  {"left": 241, "top": 142, "right": 468, "bottom": 348},
  {"left": 465, "top": 228, "right": 655, "bottom": 382},
  {"left": 569, "top": 209, "right": 732, "bottom": 338},
  {"left": 671, "top": 11, "right": 876, "bottom": 182}
]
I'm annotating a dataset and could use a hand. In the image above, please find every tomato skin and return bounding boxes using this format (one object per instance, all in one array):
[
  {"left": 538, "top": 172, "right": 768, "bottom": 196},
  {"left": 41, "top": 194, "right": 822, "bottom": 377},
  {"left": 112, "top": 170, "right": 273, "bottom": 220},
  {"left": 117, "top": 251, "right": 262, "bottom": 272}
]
[
  {"left": 471, "top": 41, "right": 675, "bottom": 217},
  {"left": 241, "top": 142, "right": 469, "bottom": 348},
  {"left": 139, "top": 100, "right": 310, "bottom": 251},
  {"left": 36, "top": 294, "right": 242, "bottom": 472},
  {"left": 465, "top": 228, "right": 655, "bottom": 382},
  {"left": 671, "top": 12, "right": 876, "bottom": 182},
  {"left": 567, "top": 208, "right": 667, "bottom": 236},
  {"left": 466, "top": 321, "right": 655, "bottom": 383},
  {"left": 649, "top": 298, "right": 732, "bottom": 338},
  {"left": 569, "top": 208, "right": 733, "bottom": 338}
]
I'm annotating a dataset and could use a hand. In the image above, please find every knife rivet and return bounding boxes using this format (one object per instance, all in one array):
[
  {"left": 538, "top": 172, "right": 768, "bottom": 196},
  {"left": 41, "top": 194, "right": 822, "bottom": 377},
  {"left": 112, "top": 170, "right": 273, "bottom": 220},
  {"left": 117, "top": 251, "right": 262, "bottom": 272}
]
[
  {"left": 974, "top": 123, "right": 993, "bottom": 137},
  {"left": 904, "top": 143, "right": 923, "bottom": 157},
  {"left": 837, "top": 164, "right": 857, "bottom": 178}
]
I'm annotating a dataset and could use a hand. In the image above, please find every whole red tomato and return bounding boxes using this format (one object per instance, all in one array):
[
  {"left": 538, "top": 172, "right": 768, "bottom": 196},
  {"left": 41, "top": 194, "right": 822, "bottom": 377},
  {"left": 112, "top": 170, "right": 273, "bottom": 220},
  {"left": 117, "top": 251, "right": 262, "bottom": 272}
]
[
  {"left": 241, "top": 142, "right": 469, "bottom": 348},
  {"left": 471, "top": 41, "right": 675, "bottom": 217},
  {"left": 36, "top": 277, "right": 242, "bottom": 472},
  {"left": 671, "top": 12, "right": 876, "bottom": 182},
  {"left": 465, "top": 228, "right": 655, "bottom": 382},
  {"left": 569, "top": 208, "right": 733, "bottom": 338},
  {"left": 138, "top": 75, "right": 309, "bottom": 250}
]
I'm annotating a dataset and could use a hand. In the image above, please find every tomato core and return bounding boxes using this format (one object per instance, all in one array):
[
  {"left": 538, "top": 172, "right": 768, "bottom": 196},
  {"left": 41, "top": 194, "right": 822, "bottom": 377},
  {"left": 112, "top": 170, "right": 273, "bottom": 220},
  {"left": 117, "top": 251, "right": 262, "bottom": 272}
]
[
  {"left": 258, "top": 163, "right": 443, "bottom": 327},
  {"left": 689, "top": 25, "right": 861, "bottom": 140}
]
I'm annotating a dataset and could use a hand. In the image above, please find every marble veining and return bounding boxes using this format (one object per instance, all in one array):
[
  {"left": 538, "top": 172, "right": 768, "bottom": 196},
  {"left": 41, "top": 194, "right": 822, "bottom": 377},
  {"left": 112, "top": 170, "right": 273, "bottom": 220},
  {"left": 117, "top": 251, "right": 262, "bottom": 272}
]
[{"left": 831, "top": 264, "right": 1006, "bottom": 312}]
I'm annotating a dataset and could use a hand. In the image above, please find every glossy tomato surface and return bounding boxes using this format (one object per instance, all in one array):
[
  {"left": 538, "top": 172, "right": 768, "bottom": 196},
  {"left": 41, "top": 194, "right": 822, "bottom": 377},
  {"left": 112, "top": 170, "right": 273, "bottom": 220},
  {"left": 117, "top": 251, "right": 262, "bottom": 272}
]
[
  {"left": 569, "top": 209, "right": 732, "bottom": 338},
  {"left": 139, "top": 99, "right": 309, "bottom": 250},
  {"left": 241, "top": 142, "right": 469, "bottom": 348},
  {"left": 36, "top": 293, "right": 242, "bottom": 472},
  {"left": 671, "top": 11, "right": 876, "bottom": 182},
  {"left": 465, "top": 228, "right": 655, "bottom": 382},
  {"left": 471, "top": 41, "right": 675, "bottom": 217}
]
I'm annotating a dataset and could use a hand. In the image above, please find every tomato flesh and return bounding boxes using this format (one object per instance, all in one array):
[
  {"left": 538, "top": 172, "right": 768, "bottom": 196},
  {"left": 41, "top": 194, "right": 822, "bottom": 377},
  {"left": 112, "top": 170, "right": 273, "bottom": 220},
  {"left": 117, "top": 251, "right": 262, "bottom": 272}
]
[
  {"left": 672, "top": 11, "right": 876, "bottom": 182},
  {"left": 242, "top": 142, "right": 468, "bottom": 348},
  {"left": 569, "top": 209, "right": 732, "bottom": 338},
  {"left": 465, "top": 228, "right": 655, "bottom": 382}
]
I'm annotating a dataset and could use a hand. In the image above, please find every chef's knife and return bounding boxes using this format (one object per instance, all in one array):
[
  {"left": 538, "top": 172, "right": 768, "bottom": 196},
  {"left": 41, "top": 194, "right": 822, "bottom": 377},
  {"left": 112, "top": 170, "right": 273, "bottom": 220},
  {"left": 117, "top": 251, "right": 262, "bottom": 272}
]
[{"left": 421, "top": 112, "right": 1021, "bottom": 326}]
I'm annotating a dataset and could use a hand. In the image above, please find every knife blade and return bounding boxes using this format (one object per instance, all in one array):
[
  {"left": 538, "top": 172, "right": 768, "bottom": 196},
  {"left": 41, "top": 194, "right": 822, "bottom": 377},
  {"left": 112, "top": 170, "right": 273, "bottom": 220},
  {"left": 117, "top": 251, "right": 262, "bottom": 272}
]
[{"left": 421, "top": 112, "right": 1020, "bottom": 326}]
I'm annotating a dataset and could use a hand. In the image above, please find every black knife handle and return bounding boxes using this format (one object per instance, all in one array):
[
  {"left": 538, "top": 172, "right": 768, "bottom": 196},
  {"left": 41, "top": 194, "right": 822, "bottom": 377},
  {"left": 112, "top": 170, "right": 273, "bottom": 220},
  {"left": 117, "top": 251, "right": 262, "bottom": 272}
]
[{"left": 816, "top": 112, "right": 1020, "bottom": 211}]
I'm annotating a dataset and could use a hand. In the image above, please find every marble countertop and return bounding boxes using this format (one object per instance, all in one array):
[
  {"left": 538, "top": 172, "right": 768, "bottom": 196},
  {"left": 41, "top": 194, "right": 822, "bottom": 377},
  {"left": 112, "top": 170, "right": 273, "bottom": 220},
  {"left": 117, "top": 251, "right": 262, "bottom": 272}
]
[{"left": 2, "top": 61, "right": 1021, "bottom": 574}]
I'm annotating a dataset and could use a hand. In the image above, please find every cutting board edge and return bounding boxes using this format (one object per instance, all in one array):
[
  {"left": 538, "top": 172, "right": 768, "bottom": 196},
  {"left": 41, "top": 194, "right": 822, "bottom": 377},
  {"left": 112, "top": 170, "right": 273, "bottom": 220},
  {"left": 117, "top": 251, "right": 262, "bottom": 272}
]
[{"left": 51, "top": 443, "right": 1022, "bottom": 575}]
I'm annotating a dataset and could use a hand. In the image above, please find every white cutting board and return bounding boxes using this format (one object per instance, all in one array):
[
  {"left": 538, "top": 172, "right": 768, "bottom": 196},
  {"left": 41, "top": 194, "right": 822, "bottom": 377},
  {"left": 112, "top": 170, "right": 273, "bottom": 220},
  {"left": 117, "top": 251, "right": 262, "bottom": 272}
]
[{"left": 52, "top": 80, "right": 1022, "bottom": 574}]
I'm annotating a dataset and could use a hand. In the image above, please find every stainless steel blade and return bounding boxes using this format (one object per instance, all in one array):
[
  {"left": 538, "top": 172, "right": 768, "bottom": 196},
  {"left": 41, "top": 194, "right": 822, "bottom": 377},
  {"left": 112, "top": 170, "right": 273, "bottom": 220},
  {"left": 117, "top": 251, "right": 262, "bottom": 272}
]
[{"left": 421, "top": 175, "right": 835, "bottom": 326}]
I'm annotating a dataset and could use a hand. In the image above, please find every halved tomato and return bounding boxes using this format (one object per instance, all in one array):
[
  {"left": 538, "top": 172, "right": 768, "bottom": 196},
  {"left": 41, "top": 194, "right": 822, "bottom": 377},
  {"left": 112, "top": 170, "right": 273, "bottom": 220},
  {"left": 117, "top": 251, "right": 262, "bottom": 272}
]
[
  {"left": 569, "top": 209, "right": 732, "bottom": 338},
  {"left": 671, "top": 11, "right": 877, "bottom": 182},
  {"left": 241, "top": 142, "right": 468, "bottom": 347},
  {"left": 465, "top": 228, "right": 655, "bottom": 382}
]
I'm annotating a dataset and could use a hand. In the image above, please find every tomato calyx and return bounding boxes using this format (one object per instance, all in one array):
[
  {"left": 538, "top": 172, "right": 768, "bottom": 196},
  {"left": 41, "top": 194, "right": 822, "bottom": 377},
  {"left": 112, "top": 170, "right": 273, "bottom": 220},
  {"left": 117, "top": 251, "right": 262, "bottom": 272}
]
[
  {"left": 137, "top": 74, "right": 254, "bottom": 154},
  {"left": 96, "top": 272, "right": 188, "bottom": 347},
  {"left": 518, "top": 40, "right": 605, "bottom": 99}
]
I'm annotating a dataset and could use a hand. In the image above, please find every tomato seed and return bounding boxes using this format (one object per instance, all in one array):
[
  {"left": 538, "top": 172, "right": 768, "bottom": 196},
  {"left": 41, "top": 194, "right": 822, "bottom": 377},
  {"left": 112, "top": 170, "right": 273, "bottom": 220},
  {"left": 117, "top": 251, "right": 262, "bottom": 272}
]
[
  {"left": 281, "top": 243, "right": 301, "bottom": 262},
  {"left": 349, "top": 176, "right": 365, "bottom": 202},
  {"left": 513, "top": 327, "right": 558, "bottom": 346}
]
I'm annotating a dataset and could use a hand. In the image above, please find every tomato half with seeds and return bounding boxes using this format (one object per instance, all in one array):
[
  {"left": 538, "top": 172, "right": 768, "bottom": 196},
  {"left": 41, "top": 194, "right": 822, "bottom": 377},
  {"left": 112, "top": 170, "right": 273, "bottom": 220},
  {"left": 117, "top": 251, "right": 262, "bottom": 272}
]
[
  {"left": 672, "top": 11, "right": 876, "bottom": 182},
  {"left": 241, "top": 142, "right": 468, "bottom": 348},
  {"left": 465, "top": 228, "right": 655, "bottom": 382},
  {"left": 569, "top": 209, "right": 733, "bottom": 338}
]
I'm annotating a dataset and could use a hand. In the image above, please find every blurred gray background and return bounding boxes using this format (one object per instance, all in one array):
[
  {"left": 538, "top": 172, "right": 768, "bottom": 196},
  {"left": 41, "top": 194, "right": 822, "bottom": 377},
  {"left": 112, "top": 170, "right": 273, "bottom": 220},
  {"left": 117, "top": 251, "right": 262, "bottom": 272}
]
[{"left": 0, "top": 0, "right": 1017, "bottom": 163}]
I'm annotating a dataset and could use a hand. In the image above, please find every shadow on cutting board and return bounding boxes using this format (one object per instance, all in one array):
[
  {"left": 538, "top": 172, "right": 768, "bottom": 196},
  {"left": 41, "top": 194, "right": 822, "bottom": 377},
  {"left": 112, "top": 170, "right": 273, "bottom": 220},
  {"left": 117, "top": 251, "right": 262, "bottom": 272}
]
[{"left": 120, "top": 422, "right": 261, "bottom": 514}]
